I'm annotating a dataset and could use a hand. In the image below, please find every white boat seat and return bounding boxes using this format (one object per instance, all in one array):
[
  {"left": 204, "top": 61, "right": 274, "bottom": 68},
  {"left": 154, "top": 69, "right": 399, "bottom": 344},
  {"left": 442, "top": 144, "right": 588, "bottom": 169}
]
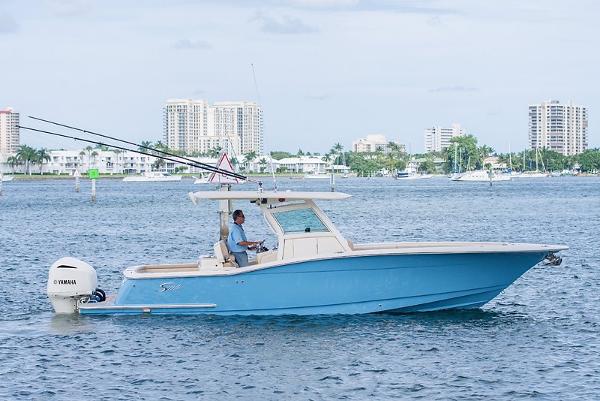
[{"left": 214, "top": 240, "right": 238, "bottom": 268}]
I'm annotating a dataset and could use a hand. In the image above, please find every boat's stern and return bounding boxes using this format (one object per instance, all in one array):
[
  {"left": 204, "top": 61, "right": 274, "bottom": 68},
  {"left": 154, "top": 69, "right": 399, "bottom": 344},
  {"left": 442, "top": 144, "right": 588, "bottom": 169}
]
[{"left": 47, "top": 257, "right": 106, "bottom": 313}]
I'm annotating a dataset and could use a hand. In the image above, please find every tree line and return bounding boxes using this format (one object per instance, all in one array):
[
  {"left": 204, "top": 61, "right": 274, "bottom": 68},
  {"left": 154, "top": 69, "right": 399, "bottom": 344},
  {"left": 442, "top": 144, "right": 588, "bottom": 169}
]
[
  {"left": 6, "top": 145, "right": 52, "bottom": 175},
  {"left": 6, "top": 138, "right": 600, "bottom": 176},
  {"left": 268, "top": 135, "right": 600, "bottom": 175}
]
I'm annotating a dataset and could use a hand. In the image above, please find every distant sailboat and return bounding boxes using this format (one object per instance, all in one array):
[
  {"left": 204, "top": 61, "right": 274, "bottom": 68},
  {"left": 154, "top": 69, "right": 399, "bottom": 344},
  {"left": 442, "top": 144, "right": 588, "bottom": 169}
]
[{"left": 513, "top": 148, "right": 549, "bottom": 178}]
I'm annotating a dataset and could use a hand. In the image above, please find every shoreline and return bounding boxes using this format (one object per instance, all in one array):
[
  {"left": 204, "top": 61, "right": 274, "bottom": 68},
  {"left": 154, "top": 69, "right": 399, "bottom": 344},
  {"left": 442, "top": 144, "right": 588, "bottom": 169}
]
[
  {"left": 2, "top": 172, "right": 315, "bottom": 181},
  {"left": 2, "top": 172, "right": 599, "bottom": 181}
]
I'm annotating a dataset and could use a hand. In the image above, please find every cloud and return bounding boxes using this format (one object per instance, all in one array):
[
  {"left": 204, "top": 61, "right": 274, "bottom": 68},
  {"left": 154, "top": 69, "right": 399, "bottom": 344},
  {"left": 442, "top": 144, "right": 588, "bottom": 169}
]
[
  {"left": 355, "top": 0, "right": 458, "bottom": 15},
  {"left": 306, "top": 93, "right": 330, "bottom": 100},
  {"left": 223, "top": 0, "right": 458, "bottom": 15},
  {"left": 286, "top": 0, "right": 360, "bottom": 8},
  {"left": 172, "top": 39, "right": 212, "bottom": 50},
  {"left": 429, "top": 85, "right": 479, "bottom": 93},
  {"left": 427, "top": 15, "right": 443, "bottom": 26},
  {"left": 0, "top": 12, "right": 18, "bottom": 34},
  {"left": 46, "top": 0, "right": 94, "bottom": 17},
  {"left": 253, "top": 14, "right": 318, "bottom": 34}
]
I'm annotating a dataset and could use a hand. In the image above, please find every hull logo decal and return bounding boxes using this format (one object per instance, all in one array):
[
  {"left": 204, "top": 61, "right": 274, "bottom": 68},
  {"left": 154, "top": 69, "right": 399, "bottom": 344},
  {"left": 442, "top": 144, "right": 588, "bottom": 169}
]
[{"left": 159, "top": 282, "right": 182, "bottom": 292}]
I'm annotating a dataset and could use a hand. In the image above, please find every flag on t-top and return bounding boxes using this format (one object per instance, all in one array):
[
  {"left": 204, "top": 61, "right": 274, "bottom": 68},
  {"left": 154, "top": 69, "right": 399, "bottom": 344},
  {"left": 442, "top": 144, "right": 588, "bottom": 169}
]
[{"left": 208, "top": 153, "right": 241, "bottom": 184}]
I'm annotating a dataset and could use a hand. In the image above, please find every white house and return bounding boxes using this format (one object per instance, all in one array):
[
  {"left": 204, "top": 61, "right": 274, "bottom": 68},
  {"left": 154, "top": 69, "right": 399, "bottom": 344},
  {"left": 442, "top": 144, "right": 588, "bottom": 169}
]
[
  {"left": 9, "top": 149, "right": 220, "bottom": 175},
  {"left": 276, "top": 156, "right": 329, "bottom": 173}
]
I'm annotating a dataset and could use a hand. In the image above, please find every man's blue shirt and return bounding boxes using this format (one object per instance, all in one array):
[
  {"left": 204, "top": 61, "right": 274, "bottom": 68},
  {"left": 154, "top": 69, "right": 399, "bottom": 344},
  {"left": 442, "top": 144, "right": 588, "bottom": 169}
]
[{"left": 227, "top": 223, "right": 248, "bottom": 253}]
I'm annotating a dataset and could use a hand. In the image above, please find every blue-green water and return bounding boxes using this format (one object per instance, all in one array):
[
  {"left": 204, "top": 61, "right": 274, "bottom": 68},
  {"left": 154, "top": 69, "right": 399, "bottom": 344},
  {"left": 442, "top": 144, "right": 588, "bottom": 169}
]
[{"left": 0, "top": 177, "right": 598, "bottom": 400}]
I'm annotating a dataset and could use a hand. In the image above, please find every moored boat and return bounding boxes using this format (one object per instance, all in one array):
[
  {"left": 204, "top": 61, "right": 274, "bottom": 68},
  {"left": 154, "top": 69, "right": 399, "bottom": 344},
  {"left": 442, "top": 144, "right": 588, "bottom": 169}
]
[
  {"left": 123, "top": 171, "right": 182, "bottom": 182},
  {"left": 396, "top": 170, "right": 432, "bottom": 180},
  {"left": 304, "top": 172, "right": 330, "bottom": 179},
  {"left": 511, "top": 171, "right": 549, "bottom": 179},
  {"left": 451, "top": 170, "right": 511, "bottom": 182}
]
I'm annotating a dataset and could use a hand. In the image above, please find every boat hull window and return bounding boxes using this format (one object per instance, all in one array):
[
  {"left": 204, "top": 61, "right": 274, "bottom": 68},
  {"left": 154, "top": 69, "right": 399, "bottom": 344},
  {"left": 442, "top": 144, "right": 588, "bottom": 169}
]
[{"left": 272, "top": 208, "right": 329, "bottom": 234}]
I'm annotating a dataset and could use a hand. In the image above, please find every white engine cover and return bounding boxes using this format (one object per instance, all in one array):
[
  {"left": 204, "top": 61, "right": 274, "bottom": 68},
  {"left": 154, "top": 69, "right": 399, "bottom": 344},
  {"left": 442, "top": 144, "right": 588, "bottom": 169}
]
[{"left": 47, "top": 257, "right": 97, "bottom": 313}]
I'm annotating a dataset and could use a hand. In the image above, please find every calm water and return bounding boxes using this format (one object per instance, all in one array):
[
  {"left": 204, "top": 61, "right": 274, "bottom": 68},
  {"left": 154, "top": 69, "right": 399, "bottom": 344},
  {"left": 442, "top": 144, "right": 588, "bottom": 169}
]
[{"left": 0, "top": 177, "right": 598, "bottom": 400}]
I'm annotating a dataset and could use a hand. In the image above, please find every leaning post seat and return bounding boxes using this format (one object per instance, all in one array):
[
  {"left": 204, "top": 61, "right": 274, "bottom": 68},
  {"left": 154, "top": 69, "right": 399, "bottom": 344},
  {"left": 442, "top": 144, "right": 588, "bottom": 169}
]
[{"left": 213, "top": 240, "right": 238, "bottom": 268}]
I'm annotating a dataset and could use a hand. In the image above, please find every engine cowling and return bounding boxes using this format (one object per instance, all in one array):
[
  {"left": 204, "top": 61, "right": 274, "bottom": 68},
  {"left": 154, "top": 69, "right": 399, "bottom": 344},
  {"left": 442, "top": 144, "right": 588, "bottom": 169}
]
[{"left": 47, "top": 257, "right": 97, "bottom": 313}]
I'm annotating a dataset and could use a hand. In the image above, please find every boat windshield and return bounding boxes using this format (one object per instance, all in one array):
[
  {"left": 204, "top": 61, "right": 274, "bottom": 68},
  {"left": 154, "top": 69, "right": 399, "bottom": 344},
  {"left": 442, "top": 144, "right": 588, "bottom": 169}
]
[{"left": 272, "top": 208, "right": 329, "bottom": 234}]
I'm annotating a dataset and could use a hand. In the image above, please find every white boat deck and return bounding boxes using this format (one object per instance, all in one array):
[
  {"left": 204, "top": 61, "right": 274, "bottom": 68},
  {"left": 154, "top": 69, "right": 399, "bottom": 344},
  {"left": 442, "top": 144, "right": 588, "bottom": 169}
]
[{"left": 123, "top": 241, "right": 568, "bottom": 279}]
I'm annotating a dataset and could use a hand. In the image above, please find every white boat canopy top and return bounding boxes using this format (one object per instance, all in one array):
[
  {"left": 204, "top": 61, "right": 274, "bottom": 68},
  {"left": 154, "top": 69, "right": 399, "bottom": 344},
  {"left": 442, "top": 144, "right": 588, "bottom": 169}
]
[{"left": 188, "top": 190, "right": 352, "bottom": 205}]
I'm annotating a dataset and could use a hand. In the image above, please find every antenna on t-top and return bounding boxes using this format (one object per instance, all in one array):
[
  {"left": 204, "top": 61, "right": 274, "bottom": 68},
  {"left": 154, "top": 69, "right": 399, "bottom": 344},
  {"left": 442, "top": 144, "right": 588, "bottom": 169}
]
[
  {"left": 251, "top": 63, "right": 261, "bottom": 105},
  {"left": 251, "top": 63, "right": 277, "bottom": 192}
]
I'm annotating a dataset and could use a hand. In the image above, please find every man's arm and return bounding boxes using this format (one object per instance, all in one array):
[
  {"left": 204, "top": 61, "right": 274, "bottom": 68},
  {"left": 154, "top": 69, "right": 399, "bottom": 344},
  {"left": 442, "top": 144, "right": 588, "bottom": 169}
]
[{"left": 232, "top": 227, "right": 259, "bottom": 248}]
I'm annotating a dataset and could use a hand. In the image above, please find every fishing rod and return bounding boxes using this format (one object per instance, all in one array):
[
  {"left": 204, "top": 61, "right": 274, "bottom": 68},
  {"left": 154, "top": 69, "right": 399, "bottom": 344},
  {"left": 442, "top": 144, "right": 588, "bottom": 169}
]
[
  {"left": 27, "top": 115, "right": 247, "bottom": 181},
  {"left": 17, "top": 125, "right": 248, "bottom": 181}
]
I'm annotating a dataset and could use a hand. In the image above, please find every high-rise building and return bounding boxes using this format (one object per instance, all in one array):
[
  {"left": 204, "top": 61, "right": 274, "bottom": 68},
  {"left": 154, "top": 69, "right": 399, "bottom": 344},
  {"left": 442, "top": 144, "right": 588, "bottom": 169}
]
[
  {"left": 164, "top": 99, "right": 210, "bottom": 153},
  {"left": 424, "top": 124, "right": 464, "bottom": 153},
  {"left": 352, "top": 134, "right": 405, "bottom": 153},
  {"left": 164, "top": 99, "right": 263, "bottom": 156},
  {"left": 0, "top": 107, "right": 20, "bottom": 155},
  {"left": 213, "top": 101, "right": 263, "bottom": 155},
  {"left": 528, "top": 100, "right": 588, "bottom": 156}
]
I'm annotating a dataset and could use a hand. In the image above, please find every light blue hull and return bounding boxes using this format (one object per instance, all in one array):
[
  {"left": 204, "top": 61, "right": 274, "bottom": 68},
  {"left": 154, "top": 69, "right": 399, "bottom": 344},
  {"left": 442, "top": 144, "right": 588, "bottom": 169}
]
[{"left": 80, "top": 252, "right": 547, "bottom": 316}]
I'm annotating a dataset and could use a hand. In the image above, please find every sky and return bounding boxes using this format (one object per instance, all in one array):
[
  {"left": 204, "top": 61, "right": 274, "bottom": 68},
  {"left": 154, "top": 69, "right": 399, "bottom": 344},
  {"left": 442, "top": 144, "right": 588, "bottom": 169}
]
[{"left": 0, "top": 0, "right": 598, "bottom": 154}]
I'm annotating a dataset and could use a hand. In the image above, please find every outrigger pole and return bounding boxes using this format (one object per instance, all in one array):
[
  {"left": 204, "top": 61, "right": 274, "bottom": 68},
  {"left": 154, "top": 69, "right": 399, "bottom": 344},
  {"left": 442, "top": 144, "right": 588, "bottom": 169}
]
[
  {"left": 16, "top": 125, "right": 248, "bottom": 181},
  {"left": 27, "top": 116, "right": 248, "bottom": 181}
]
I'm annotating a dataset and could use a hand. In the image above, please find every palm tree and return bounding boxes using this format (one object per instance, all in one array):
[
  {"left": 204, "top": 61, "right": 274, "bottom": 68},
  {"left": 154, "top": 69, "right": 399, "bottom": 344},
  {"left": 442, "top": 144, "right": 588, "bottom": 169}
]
[
  {"left": 16, "top": 145, "right": 37, "bottom": 175},
  {"left": 84, "top": 146, "right": 93, "bottom": 169},
  {"left": 112, "top": 149, "right": 121, "bottom": 174},
  {"left": 207, "top": 146, "right": 222, "bottom": 158},
  {"left": 139, "top": 141, "right": 153, "bottom": 153},
  {"left": 6, "top": 155, "right": 21, "bottom": 173},
  {"left": 258, "top": 157, "right": 268, "bottom": 173},
  {"left": 329, "top": 143, "right": 344, "bottom": 165},
  {"left": 78, "top": 151, "right": 86, "bottom": 172},
  {"left": 243, "top": 151, "right": 257, "bottom": 171},
  {"left": 91, "top": 151, "right": 99, "bottom": 168},
  {"left": 36, "top": 148, "right": 51, "bottom": 175},
  {"left": 477, "top": 145, "right": 494, "bottom": 170},
  {"left": 387, "top": 141, "right": 401, "bottom": 153},
  {"left": 151, "top": 157, "right": 165, "bottom": 172},
  {"left": 154, "top": 141, "right": 168, "bottom": 155}
]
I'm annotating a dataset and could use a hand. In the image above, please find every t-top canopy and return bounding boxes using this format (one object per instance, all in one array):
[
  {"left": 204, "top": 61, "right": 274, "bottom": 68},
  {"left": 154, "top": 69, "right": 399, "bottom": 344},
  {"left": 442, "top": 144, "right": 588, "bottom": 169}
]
[{"left": 189, "top": 190, "right": 351, "bottom": 204}]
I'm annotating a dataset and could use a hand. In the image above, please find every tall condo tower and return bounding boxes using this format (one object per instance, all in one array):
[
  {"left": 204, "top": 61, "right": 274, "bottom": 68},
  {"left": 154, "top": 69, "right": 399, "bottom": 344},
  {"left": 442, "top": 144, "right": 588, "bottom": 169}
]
[
  {"left": 0, "top": 107, "right": 20, "bottom": 155},
  {"left": 424, "top": 123, "right": 464, "bottom": 153},
  {"left": 164, "top": 99, "right": 263, "bottom": 156},
  {"left": 528, "top": 100, "right": 588, "bottom": 156}
]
